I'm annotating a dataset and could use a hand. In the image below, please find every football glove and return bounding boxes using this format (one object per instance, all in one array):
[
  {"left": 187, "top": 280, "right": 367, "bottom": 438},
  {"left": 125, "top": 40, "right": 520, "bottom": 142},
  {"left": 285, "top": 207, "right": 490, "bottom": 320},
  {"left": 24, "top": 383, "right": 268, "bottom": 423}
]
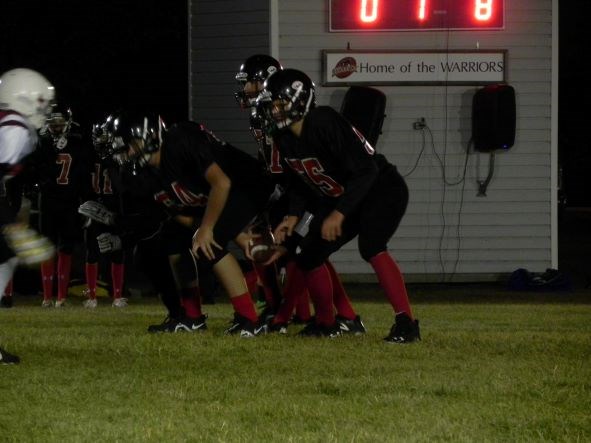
[
  {"left": 2, "top": 223, "right": 56, "bottom": 266},
  {"left": 97, "top": 233, "right": 122, "bottom": 253},
  {"left": 78, "top": 201, "right": 116, "bottom": 226}
]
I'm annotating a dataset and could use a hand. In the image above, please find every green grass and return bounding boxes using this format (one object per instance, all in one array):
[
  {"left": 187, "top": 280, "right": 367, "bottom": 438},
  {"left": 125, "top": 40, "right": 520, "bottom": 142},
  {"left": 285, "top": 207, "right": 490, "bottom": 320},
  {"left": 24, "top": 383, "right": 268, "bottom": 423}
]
[{"left": 1, "top": 287, "right": 590, "bottom": 442}]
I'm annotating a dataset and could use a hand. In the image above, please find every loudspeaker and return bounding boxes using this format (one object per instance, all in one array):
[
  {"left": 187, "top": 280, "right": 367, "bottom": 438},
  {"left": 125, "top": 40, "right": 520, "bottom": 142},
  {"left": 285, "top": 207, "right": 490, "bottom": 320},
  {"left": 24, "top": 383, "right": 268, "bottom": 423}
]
[
  {"left": 472, "top": 84, "right": 516, "bottom": 152},
  {"left": 340, "top": 86, "right": 386, "bottom": 149}
]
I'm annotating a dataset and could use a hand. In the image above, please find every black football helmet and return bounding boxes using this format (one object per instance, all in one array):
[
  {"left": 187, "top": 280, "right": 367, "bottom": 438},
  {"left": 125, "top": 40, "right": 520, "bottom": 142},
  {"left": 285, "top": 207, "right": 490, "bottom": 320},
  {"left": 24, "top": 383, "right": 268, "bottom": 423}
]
[
  {"left": 42, "top": 104, "right": 73, "bottom": 149},
  {"left": 235, "top": 54, "right": 282, "bottom": 108},
  {"left": 104, "top": 111, "right": 166, "bottom": 169},
  {"left": 257, "top": 68, "right": 316, "bottom": 132}
]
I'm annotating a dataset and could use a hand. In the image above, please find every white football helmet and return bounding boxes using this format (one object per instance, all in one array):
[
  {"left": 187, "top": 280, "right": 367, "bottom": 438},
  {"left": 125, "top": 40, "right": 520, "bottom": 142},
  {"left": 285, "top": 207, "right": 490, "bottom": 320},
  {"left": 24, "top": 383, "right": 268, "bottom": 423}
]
[{"left": 0, "top": 68, "right": 55, "bottom": 129}]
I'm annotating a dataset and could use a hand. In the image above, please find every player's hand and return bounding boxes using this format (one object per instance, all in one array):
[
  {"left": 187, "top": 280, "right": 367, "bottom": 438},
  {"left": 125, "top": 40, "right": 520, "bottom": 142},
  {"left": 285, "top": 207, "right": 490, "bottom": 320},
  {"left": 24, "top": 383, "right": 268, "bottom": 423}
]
[
  {"left": 235, "top": 230, "right": 260, "bottom": 260},
  {"left": 321, "top": 210, "right": 345, "bottom": 241},
  {"left": 2, "top": 223, "right": 55, "bottom": 266},
  {"left": 191, "top": 226, "right": 222, "bottom": 260},
  {"left": 259, "top": 244, "right": 287, "bottom": 266},
  {"left": 97, "top": 233, "right": 122, "bottom": 253},
  {"left": 79, "top": 201, "right": 116, "bottom": 226},
  {"left": 273, "top": 215, "right": 299, "bottom": 244}
]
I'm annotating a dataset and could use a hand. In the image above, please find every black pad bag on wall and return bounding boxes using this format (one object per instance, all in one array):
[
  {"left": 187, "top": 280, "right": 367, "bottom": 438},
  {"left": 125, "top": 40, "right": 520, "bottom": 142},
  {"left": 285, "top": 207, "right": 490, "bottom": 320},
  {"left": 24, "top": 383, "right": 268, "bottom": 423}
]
[{"left": 472, "top": 84, "right": 516, "bottom": 152}]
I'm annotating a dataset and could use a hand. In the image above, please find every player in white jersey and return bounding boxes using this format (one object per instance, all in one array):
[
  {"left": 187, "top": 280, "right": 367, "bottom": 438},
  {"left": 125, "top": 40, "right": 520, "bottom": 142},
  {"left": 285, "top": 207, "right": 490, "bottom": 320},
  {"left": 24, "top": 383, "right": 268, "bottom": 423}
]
[{"left": 0, "top": 68, "right": 55, "bottom": 364}]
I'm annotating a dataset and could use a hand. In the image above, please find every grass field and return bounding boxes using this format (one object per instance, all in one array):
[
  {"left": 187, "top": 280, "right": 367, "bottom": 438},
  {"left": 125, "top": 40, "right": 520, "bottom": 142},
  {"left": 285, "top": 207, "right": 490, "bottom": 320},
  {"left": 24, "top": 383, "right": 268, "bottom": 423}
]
[{"left": 1, "top": 285, "right": 590, "bottom": 442}]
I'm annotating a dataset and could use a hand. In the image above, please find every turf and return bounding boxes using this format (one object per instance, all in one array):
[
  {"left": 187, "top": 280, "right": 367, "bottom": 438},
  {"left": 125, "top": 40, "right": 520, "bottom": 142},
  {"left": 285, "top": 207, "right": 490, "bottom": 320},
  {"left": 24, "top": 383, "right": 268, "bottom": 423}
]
[{"left": 1, "top": 286, "right": 590, "bottom": 442}]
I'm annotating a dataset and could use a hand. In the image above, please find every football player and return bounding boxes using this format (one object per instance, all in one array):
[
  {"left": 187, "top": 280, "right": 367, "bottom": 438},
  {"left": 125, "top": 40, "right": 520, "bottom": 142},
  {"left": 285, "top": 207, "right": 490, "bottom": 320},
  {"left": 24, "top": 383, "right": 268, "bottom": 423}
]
[
  {"left": 101, "top": 111, "right": 273, "bottom": 337},
  {"left": 31, "top": 105, "right": 93, "bottom": 308},
  {"left": 81, "top": 121, "right": 127, "bottom": 308},
  {"left": 0, "top": 68, "right": 56, "bottom": 364},
  {"left": 236, "top": 55, "right": 364, "bottom": 336},
  {"left": 258, "top": 69, "right": 420, "bottom": 342}
]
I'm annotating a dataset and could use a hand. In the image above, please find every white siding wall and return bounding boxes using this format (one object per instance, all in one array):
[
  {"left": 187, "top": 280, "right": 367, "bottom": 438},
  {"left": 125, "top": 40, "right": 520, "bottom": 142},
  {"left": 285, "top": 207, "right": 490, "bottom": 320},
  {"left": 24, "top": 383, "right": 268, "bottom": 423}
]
[
  {"left": 189, "top": 1, "right": 555, "bottom": 282},
  {"left": 189, "top": 0, "right": 270, "bottom": 156},
  {"left": 276, "top": 0, "right": 554, "bottom": 281}
]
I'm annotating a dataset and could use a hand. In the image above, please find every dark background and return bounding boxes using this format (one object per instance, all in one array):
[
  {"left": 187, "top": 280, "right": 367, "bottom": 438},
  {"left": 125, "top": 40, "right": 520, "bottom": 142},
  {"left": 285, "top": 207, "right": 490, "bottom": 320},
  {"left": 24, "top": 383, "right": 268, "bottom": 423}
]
[
  {"left": 1, "top": 1, "right": 587, "bottom": 205},
  {"left": 1, "top": 0, "right": 589, "bottom": 289},
  {"left": 0, "top": 0, "right": 189, "bottom": 128}
]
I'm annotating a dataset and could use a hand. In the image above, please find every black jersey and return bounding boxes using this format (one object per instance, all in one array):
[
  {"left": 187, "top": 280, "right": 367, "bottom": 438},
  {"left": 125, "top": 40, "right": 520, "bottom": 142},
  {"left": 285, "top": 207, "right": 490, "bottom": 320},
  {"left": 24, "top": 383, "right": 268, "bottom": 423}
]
[
  {"left": 89, "top": 154, "right": 118, "bottom": 211},
  {"left": 275, "top": 106, "right": 390, "bottom": 217},
  {"left": 157, "top": 121, "right": 269, "bottom": 215},
  {"left": 33, "top": 125, "right": 93, "bottom": 203}
]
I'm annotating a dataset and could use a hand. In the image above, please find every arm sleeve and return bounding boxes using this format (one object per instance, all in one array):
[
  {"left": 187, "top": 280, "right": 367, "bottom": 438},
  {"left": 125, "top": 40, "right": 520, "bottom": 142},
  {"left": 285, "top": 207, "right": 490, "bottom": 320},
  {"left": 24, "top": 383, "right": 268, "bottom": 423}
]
[{"left": 317, "top": 113, "right": 378, "bottom": 216}]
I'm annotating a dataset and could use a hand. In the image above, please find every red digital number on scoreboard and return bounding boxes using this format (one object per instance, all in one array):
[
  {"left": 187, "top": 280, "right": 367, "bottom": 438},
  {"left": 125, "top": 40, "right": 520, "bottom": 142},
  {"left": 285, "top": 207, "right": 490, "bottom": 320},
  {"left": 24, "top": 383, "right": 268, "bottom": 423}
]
[{"left": 330, "top": 0, "right": 504, "bottom": 31}]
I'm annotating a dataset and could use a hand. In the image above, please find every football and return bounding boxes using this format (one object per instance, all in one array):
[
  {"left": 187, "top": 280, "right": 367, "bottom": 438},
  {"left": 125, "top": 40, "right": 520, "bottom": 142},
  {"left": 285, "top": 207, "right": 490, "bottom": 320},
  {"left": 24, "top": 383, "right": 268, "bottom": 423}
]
[{"left": 248, "top": 230, "right": 276, "bottom": 263}]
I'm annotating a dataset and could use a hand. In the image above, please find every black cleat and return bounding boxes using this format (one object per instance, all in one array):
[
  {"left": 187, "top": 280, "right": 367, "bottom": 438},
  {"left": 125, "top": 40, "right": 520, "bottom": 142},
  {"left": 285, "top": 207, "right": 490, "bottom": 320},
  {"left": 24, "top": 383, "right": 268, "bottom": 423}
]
[
  {"left": 147, "top": 316, "right": 179, "bottom": 333},
  {"left": 336, "top": 315, "right": 367, "bottom": 335},
  {"left": 0, "top": 296, "right": 13, "bottom": 309},
  {"left": 174, "top": 315, "right": 208, "bottom": 332},
  {"left": 224, "top": 313, "right": 256, "bottom": 338},
  {"left": 0, "top": 347, "right": 20, "bottom": 365},
  {"left": 384, "top": 313, "right": 421, "bottom": 343},
  {"left": 297, "top": 321, "right": 341, "bottom": 338}
]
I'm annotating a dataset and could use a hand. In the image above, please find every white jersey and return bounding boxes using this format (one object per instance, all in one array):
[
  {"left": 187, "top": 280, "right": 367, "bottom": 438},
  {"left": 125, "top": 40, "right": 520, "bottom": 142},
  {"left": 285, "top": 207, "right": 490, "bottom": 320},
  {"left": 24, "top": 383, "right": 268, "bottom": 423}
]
[{"left": 0, "top": 110, "right": 37, "bottom": 170}]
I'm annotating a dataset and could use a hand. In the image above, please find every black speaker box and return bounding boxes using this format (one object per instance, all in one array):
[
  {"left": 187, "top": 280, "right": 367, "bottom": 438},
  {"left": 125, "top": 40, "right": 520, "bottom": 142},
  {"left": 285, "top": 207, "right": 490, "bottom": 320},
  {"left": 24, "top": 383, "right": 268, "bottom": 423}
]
[
  {"left": 472, "top": 84, "right": 516, "bottom": 152},
  {"left": 340, "top": 86, "right": 386, "bottom": 149}
]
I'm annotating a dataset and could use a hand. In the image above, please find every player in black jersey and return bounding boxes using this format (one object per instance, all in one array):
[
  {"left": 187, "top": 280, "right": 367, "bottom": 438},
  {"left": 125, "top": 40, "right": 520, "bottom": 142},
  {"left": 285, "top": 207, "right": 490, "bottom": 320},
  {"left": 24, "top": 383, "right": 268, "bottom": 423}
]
[
  {"left": 236, "top": 56, "right": 365, "bottom": 335},
  {"left": 258, "top": 69, "right": 420, "bottom": 342},
  {"left": 81, "top": 125, "right": 127, "bottom": 308},
  {"left": 103, "top": 112, "right": 273, "bottom": 337},
  {"left": 31, "top": 105, "right": 92, "bottom": 307},
  {"left": 0, "top": 68, "right": 56, "bottom": 364}
]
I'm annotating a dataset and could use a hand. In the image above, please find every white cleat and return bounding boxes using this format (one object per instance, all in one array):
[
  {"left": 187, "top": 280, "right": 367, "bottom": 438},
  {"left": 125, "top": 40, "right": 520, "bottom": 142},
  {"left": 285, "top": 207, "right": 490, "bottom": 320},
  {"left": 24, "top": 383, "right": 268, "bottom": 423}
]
[
  {"left": 54, "top": 299, "right": 66, "bottom": 308},
  {"left": 112, "top": 298, "right": 128, "bottom": 308},
  {"left": 83, "top": 298, "right": 98, "bottom": 309},
  {"left": 41, "top": 299, "right": 53, "bottom": 308}
]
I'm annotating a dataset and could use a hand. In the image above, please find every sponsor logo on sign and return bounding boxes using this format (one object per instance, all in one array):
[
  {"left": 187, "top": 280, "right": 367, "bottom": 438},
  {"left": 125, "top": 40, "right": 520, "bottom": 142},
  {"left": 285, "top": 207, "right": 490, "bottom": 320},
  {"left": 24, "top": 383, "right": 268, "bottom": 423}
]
[{"left": 332, "top": 57, "right": 357, "bottom": 78}]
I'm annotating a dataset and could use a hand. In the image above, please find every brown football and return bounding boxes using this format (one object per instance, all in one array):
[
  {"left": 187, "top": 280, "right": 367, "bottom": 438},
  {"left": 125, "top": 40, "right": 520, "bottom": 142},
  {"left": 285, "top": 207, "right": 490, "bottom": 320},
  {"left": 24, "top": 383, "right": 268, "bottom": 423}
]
[{"left": 248, "top": 231, "right": 276, "bottom": 263}]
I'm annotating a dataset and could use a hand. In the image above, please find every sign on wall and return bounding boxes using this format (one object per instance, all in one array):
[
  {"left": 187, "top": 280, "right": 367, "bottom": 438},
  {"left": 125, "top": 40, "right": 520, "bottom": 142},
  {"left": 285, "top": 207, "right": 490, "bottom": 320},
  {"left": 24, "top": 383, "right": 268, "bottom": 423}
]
[{"left": 322, "top": 50, "right": 507, "bottom": 86}]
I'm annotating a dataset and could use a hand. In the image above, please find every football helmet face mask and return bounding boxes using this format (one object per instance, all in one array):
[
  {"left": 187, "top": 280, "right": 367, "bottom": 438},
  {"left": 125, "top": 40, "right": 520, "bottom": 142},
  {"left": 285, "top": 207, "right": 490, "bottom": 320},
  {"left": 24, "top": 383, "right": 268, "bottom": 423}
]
[
  {"left": 105, "top": 112, "right": 166, "bottom": 169},
  {"left": 43, "top": 104, "right": 72, "bottom": 149},
  {"left": 257, "top": 68, "right": 316, "bottom": 132},
  {"left": 235, "top": 54, "right": 282, "bottom": 108},
  {"left": 0, "top": 68, "right": 55, "bottom": 129}
]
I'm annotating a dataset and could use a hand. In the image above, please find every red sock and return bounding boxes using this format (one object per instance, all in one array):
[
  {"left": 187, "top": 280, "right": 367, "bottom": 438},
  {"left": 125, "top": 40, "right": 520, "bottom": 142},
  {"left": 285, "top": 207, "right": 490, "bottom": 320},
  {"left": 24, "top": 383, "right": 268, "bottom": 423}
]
[
  {"left": 325, "top": 260, "right": 356, "bottom": 320},
  {"left": 85, "top": 262, "right": 98, "bottom": 299},
  {"left": 254, "top": 263, "right": 280, "bottom": 309},
  {"left": 41, "top": 259, "right": 55, "bottom": 301},
  {"left": 57, "top": 252, "right": 72, "bottom": 301},
  {"left": 181, "top": 286, "right": 202, "bottom": 318},
  {"left": 230, "top": 292, "right": 258, "bottom": 323},
  {"left": 304, "top": 264, "right": 335, "bottom": 327},
  {"left": 4, "top": 278, "right": 13, "bottom": 298},
  {"left": 243, "top": 269, "right": 259, "bottom": 298},
  {"left": 370, "top": 252, "right": 413, "bottom": 319},
  {"left": 111, "top": 262, "right": 125, "bottom": 299},
  {"left": 273, "top": 261, "right": 306, "bottom": 324},
  {"left": 294, "top": 289, "right": 311, "bottom": 322}
]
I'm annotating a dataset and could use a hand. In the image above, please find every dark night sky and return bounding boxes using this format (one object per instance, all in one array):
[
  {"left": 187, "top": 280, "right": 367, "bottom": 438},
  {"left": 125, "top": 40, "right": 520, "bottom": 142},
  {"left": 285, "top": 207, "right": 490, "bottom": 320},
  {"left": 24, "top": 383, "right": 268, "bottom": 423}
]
[
  {"left": 0, "top": 1, "right": 587, "bottom": 156},
  {"left": 0, "top": 0, "right": 188, "bottom": 129}
]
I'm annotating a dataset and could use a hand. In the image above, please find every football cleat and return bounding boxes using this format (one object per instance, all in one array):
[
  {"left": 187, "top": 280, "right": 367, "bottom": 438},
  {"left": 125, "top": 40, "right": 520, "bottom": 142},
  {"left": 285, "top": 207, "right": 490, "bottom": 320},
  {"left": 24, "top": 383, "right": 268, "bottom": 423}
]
[
  {"left": 224, "top": 313, "right": 256, "bottom": 338},
  {"left": 384, "top": 313, "right": 421, "bottom": 344},
  {"left": 297, "top": 321, "right": 341, "bottom": 338},
  {"left": 41, "top": 299, "right": 53, "bottom": 308},
  {"left": 83, "top": 298, "right": 98, "bottom": 309},
  {"left": 147, "top": 316, "right": 179, "bottom": 333},
  {"left": 0, "top": 296, "right": 13, "bottom": 309},
  {"left": 336, "top": 315, "right": 367, "bottom": 335},
  {"left": 0, "top": 347, "right": 20, "bottom": 365},
  {"left": 111, "top": 298, "right": 128, "bottom": 308},
  {"left": 54, "top": 299, "right": 66, "bottom": 308},
  {"left": 174, "top": 315, "right": 208, "bottom": 332}
]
